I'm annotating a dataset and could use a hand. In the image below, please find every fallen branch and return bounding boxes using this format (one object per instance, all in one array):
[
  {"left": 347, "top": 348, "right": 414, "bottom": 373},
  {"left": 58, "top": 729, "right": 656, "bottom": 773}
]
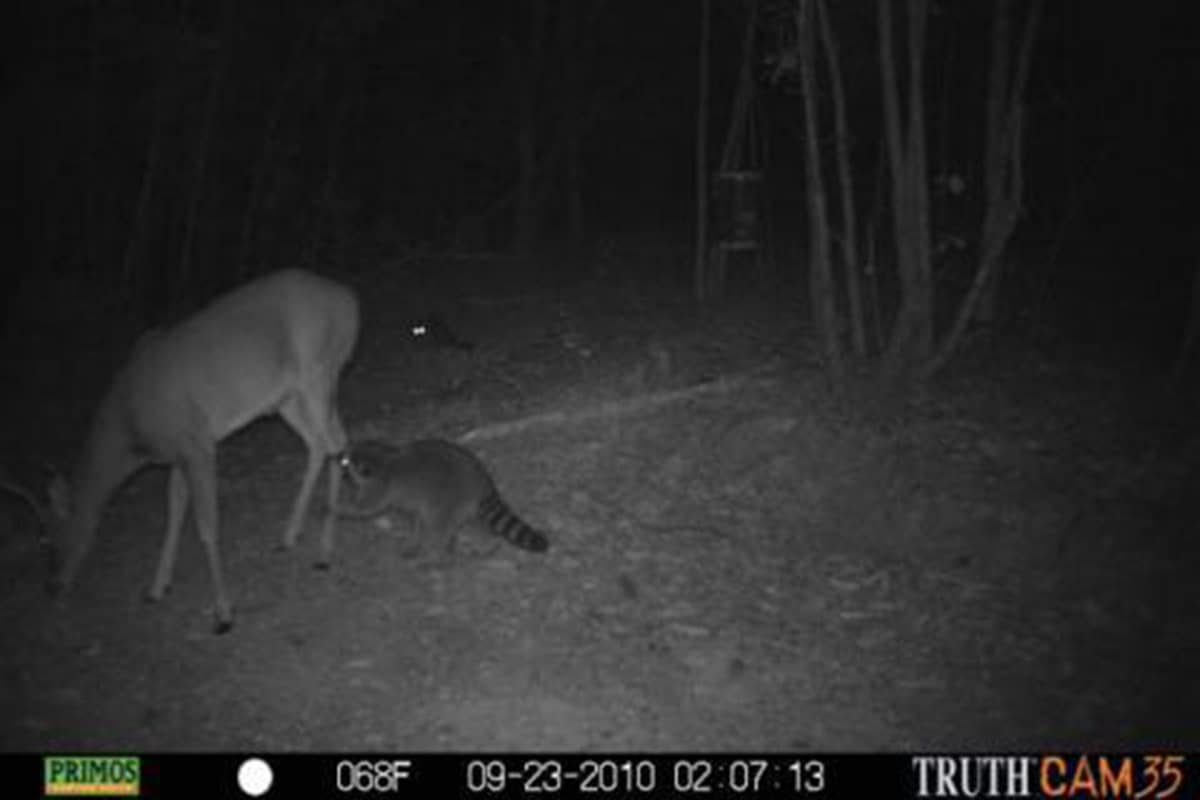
[{"left": 459, "top": 359, "right": 783, "bottom": 444}]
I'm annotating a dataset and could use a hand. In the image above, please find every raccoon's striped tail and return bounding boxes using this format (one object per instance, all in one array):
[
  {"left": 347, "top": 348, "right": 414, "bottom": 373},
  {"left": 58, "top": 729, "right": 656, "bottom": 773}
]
[{"left": 478, "top": 492, "right": 549, "bottom": 552}]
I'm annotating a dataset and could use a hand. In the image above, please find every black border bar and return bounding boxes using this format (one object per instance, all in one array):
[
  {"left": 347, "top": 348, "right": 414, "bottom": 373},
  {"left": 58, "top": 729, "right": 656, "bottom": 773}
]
[{"left": 15, "top": 752, "right": 1198, "bottom": 799}]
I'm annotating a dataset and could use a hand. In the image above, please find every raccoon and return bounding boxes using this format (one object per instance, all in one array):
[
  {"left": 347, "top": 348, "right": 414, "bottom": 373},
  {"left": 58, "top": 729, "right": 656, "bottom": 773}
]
[
  {"left": 408, "top": 315, "right": 474, "bottom": 352},
  {"left": 336, "top": 438, "right": 549, "bottom": 555}
]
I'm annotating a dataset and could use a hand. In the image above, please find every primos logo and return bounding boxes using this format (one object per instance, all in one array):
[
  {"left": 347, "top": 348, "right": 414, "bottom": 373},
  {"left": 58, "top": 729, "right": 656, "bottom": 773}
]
[{"left": 44, "top": 756, "right": 140, "bottom": 796}]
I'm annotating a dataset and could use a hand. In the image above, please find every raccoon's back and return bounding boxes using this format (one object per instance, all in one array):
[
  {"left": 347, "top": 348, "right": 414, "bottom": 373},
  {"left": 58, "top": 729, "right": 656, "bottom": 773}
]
[
  {"left": 402, "top": 440, "right": 494, "bottom": 502},
  {"left": 341, "top": 439, "right": 493, "bottom": 520},
  {"left": 409, "top": 441, "right": 550, "bottom": 552}
]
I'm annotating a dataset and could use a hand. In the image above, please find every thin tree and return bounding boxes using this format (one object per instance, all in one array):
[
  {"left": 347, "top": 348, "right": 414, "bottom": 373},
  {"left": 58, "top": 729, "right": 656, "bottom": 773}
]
[
  {"left": 815, "top": 0, "right": 865, "bottom": 357},
  {"left": 921, "top": 0, "right": 1042, "bottom": 378},
  {"left": 506, "top": 0, "right": 548, "bottom": 254},
  {"left": 171, "top": 0, "right": 233, "bottom": 312},
  {"left": 693, "top": 0, "right": 712, "bottom": 302},
  {"left": 796, "top": 0, "right": 843, "bottom": 382},
  {"left": 878, "top": 0, "right": 934, "bottom": 377},
  {"left": 1174, "top": 263, "right": 1200, "bottom": 380},
  {"left": 557, "top": 0, "right": 610, "bottom": 251},
  {"left": 236, "top": 17, "right": 314, "bottom": 281}
]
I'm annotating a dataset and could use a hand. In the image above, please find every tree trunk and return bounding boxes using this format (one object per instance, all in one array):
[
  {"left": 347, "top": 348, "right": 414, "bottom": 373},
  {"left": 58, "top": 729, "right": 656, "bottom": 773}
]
[
  {"left": 171, "top": 0, "right": 232, "bottom": 312},
  {"left": 693, "top": 0, "right": 712, "bottom": 302},
  {"left": 878, "top": 0, "right": 933, "bottom": 378},
  {"left": 510, "top": 0, "right": 548, "bottom": 254},
  {"left": 816, "top": 0, "right": 865, "bottom": 357},
  {"left": 1174, "top": 263, "right": 1200, "bottom": 380},
  {"left": 921, "top": 0, "right": 1042, "bottom": 379},
  {"left": 236, "top": 23, "right": 311, "bottom": 281},
  {"left": 557, "top": 1, "right": 599, "bottom": 252},
  {"left": 798, "top": 1, "right": 843, "bottom": 384},
  {"left": 121, "top": 74, "right": 168, "bottom": 313}
]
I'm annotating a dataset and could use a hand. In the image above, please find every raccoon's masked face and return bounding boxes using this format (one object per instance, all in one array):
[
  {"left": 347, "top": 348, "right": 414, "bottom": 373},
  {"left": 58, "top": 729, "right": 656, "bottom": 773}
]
[
  {"left": 337, "top": 450, "right": 369, "bottom": 483},
  {"left": 337, "top": 446, "right": 388, "bottom": 509}
]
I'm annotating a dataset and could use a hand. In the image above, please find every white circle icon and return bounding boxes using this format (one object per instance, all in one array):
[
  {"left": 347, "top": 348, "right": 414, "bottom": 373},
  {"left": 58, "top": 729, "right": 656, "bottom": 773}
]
[{"left": 238, "top": 757, "right": 274, "bottom": 797}]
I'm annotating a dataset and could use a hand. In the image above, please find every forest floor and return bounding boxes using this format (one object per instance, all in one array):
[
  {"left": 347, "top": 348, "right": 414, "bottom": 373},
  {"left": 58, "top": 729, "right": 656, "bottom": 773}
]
[{"left": 1, "top": 251, "right": 1197, "bottom": 752}]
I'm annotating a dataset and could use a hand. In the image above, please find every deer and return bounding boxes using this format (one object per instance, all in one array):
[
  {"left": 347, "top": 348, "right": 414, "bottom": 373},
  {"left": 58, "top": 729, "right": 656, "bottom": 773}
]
[{"left": 46, "top": 268, "right": 360, "bottom": 633}]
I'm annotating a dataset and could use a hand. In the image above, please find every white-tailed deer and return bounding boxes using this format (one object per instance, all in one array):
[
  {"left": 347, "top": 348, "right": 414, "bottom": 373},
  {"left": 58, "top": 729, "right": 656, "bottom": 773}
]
[{"left": 48, "top": 268, "right": 360, "bottom": 633}]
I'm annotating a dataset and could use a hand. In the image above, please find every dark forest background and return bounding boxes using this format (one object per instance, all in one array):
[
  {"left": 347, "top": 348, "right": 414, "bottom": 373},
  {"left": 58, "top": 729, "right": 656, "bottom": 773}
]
[{"left": 5, "top": 1, "right": 1197, "bottom": 369}]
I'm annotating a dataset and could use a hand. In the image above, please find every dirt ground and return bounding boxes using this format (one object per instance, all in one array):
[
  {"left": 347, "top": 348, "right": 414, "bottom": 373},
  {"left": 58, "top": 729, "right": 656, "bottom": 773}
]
[{"left": 1, "top": 256, "right": 1197, "bottom": 752}]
